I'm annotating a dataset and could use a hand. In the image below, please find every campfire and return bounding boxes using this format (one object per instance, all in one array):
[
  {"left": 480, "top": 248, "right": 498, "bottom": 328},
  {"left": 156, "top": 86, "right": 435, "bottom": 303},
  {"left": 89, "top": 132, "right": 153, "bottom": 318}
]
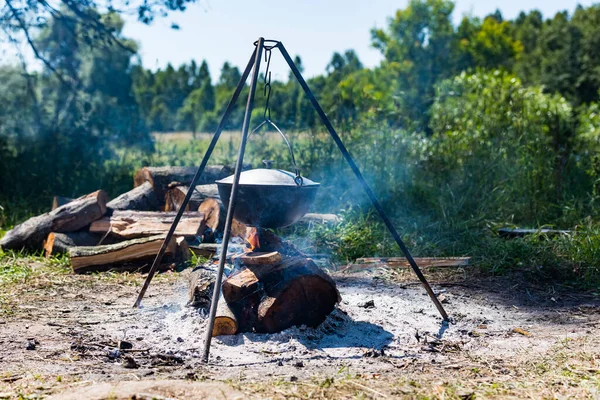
[{"left": 190, "top": 226, "right": 340, "bottom": 336}]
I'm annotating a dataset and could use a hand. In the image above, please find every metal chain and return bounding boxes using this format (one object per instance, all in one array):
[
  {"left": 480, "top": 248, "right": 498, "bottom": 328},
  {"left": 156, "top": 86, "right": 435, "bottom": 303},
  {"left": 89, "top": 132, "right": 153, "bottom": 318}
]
[
  {"left": 259, "top": 46, "right": 302, "bottom": 186},
  {"left": 263, "top": 48, "right": 272, "bottom": 121}
]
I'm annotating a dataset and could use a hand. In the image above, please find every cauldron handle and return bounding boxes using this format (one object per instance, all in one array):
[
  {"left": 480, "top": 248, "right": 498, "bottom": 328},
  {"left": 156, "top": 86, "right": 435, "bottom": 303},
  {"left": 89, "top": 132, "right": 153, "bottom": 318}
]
[{"left": 250, "top": 119, "right": 303, "bottom": 186}]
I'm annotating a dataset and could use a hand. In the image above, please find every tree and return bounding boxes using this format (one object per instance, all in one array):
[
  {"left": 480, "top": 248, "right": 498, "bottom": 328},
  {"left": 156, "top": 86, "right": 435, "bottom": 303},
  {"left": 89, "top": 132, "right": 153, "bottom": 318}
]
[
  {"left": 458, "top": 16, "right": 523, "bottom": 70},
  {"left": 371, "top": 0, "right": 456, "bottom": 132},
  {"left": 1, "top": 0, "right": 195, "bottom": 80}
]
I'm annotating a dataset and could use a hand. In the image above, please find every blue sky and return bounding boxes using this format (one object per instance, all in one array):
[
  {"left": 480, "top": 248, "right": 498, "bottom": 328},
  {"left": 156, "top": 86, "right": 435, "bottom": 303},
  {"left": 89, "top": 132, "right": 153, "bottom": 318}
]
[{"left": 121, "top": 0, "right": 596, "bottom": 81}]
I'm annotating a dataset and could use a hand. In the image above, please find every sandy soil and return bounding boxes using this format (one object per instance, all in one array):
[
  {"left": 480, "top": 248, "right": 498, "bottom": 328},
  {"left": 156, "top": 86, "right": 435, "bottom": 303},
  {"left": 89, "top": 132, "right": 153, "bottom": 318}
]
[{"left": 0, "top": 263, "right": 599, "bottom": 399}]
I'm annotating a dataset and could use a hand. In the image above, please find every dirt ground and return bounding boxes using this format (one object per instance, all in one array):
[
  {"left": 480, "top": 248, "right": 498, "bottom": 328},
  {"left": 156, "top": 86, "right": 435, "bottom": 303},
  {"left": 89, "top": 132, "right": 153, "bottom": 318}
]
[{"left": 0, "top": 261, "right": 599, "bottom": 399}]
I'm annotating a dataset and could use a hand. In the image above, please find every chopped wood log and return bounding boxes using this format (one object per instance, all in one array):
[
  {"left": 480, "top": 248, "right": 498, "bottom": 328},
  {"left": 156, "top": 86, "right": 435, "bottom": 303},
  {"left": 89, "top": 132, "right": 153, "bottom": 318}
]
[
  {"left": 187, "top": 269, "right": 240, "bottom": 335},
  {"left": 187, "top": 267, "right": 215, "bottom": 308},
  {"left": 43, "top": 231, "right": 117, "bottom": 257},
  {"left": 231, "top": 251, "right": 282, "bottom": 265},
  {"left": 198, "top": 197, "right": 246, "bottom": 242},
  {"left": 106, "top": 182, "right": 160, "bottom": 213},
  {"left": 89, "top": 211, "right": 205, "bottom": 240},
  {"left": 51, "top": 196, "right": 74, "bottom": 211},
  {"left": 222, "top": 257, "right": 340, "bottom": 333},
  {"left": 69, "top": 235, "right": 177, "bottom": 274},
  {"left": 188, "top": 243, "right": 245, "bottom": 258},
  {"left": 134, "top": 165, "right": 234, "bottom": 201},
  {"left": 213, "top": 294, "right": 238, "bottom": 337},
  {"left": 0, "top": 190, "right": 109, "bottom": 251},
  {"left": 164, "top": 184, "right": 219, "bottom": 212}
]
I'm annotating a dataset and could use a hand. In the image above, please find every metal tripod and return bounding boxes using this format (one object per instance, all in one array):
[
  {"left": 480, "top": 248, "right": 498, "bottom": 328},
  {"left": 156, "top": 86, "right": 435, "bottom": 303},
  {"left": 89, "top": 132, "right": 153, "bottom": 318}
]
[{"left": 133, "top": 37, "right": 449, "bottom": 363}]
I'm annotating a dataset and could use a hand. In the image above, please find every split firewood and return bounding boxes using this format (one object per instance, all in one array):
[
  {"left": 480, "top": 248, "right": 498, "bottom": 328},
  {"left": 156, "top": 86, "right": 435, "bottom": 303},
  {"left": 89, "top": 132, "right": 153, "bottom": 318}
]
[
  {"left": 89, "top": 210, "right": 205, "bottom": 240},
  {"left": 106, "top": 182, "right": 160, "bottom": 213},
  {"left": 0, "top": 190, "right": 109, "bottom": 251},
  {"left": 187, "top": 268, "right": 238, "bottom": 335},
  {"left": 187, "top": 267, "right": 215, "bottom": 308},
  {"left": 344, "top": 257, "right": 471, "bottom": 272},
  {"left": 188, "top": 243, "right": 245, "bottom": 258},
  {"left": 69, "top": 235, "right": 177, "bottom": 274},
  {"left": 133, "top": 165, "right": 234, "bottom": 201},
  {"left": 198, "top": 198, "right": 247, "bottom": 242},
  {"left": 213, "top": 293, "right": 238, "bottom": 337},
  {"left": 164, "top": 184, "right": 219, "bottom": 212},
  {"left": 43, "top": 231, "right": 118, "bottom": 257},
  {"left": 51, "top": 196, "right": 74, "bottom": 211}
]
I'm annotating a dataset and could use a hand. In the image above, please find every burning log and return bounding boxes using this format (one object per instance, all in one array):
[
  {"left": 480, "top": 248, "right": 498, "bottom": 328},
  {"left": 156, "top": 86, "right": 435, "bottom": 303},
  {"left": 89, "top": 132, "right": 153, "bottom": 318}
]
[
  {"left": 164, "top": 184, "right": 219, "bottom": 212},
  {"left": 133, "top": 165, "right": 234, "bottom": 202},
  {"left": 106, "top": 182, "right": 160, "bottom": 213},
  {"left": 222, "top": 256, "right": 340, "bottom": 333},
  {"left": 43, "top": 231, "right": 117, "bottom": 257},
  {"left": 198, "top": 198, "right": 247, "bottom": 242},
  {"left": 68, "top": 235, "right": 178, "bottom": 274},
  {"left": 89, "top": 211, "right": 205, "bottom": 240},
  {"left": 0, "top": 190, "right": 109, "bottom": 251}
]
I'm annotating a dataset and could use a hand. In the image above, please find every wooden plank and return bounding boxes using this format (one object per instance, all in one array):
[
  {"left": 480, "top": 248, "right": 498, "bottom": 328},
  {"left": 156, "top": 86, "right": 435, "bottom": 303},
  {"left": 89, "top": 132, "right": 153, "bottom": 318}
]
[
  {"left": 69, "top": 235, "right": 177, "bottom": 273},
  {"left": 343, "top": 257, "right": 471, "bottom": 272},
  {"left": 89, "top": 210, "right": 205, "bottom": 239}
]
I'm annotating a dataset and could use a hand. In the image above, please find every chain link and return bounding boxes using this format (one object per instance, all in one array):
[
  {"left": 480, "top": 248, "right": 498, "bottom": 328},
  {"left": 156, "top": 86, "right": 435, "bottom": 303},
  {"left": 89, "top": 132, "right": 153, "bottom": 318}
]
[{"left": 263, "top": 48, "right": 273, "bottom": 121}]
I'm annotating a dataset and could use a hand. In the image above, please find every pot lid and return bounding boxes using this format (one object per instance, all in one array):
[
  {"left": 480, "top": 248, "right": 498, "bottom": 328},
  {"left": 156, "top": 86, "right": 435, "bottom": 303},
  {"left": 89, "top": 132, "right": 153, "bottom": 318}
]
[{"left": 216, "top": 168, "right": 319, "bottom": 187}]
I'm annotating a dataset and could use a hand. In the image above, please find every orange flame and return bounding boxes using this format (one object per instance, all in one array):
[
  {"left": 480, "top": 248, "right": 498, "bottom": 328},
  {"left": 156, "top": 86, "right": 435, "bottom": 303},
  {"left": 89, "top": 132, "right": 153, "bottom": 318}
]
[{"left": 245, "top": 227, "right": 260, "bottom": 252}]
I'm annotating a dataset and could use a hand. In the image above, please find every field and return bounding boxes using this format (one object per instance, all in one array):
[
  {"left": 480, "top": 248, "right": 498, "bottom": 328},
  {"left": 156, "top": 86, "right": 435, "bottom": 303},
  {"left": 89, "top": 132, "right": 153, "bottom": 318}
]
[{"left": 0, "top": 253, "right": 598, "bottom": 399}]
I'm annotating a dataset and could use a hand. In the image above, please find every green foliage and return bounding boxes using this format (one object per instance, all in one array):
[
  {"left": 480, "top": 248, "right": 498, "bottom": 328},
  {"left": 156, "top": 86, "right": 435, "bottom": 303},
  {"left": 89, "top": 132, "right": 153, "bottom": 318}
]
[{"left": 428, "top": 70, "right": 576, "bottom": 223}]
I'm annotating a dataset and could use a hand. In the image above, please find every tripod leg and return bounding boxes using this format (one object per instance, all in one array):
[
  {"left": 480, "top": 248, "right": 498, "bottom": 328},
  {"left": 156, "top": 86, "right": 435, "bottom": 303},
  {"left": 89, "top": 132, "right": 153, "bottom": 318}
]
[
  {"left": 277, "top": 43, "right": 449, "bottom": 321},
  {"left": 201, "top": 38, "right": 265, "bottom": 363},
  {"left": 133, "top": 47, "right": 258, "bottom": 308}
]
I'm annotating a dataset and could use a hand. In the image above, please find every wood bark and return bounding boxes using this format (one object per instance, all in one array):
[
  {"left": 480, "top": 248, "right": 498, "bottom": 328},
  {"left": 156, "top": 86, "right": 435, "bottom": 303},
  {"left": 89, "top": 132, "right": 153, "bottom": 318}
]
[
  {"left": 187, "top": 267, "right": 215, "bottom": 308},
  {"left": 106, "top": 182, "right": 160, "bottom": 213},
  {"left": 69, "top": 235, "right": 177, "bottom": 274},
  {"left": 212, "top": 294, "right": 238, "bottom": 337},
  {"left": 164, "top": 184, "right": 219, "bottom": 212},
  {"left": 51, "top": 196, "right": 74, "bottom": 211},
  {"left": 198, "top": 198, "right": 246, "bottom": 242},
  {"left": 133, "top": 165, "right": 234, "bottom": 201},
  {"left": 0, "top": 190, "right": 109, "bottom": 251},
  {"left": 88, "top": 210, "right": 205, "bottom": 240},
  {"left": 222, "top": 257, "right": 340, "bottom": 333},
  {"left": 43, "top": 231, "right": 117, "bottom": 257}
]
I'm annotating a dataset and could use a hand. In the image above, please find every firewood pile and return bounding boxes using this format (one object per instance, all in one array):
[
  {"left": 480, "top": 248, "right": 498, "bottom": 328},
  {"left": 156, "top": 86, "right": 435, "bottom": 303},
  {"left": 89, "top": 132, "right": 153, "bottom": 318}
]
[{"left": 0, "top": 165, "right": 339, "bottom": 275}]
